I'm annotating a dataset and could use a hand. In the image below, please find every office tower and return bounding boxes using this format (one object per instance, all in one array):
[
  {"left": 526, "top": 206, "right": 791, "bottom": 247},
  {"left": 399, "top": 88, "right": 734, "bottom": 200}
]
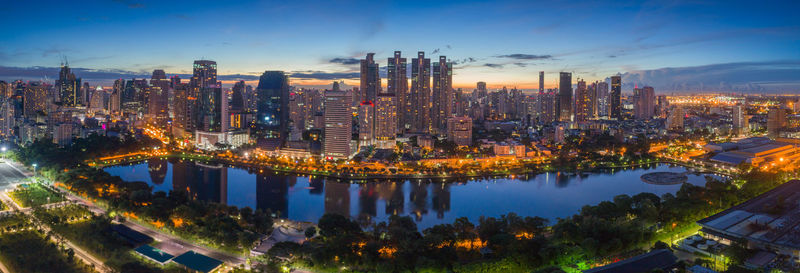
[
  {"left": 656, "top": 95, "right": 669, "bottom": 118},
  {"left": 477, "top": 81, "right": 487, "bottom": 96},
  {"left": 198, "top": 83, "right": 225, "bottom": 132},
  {"left": 667, "top": 107, "right": 684, "bottom": 131},
  {"left": 633, "top": 86, "right": 655, "bottom": 120},
  {"left": 375, "top": 93, "right": 397, "bottom": 146},
  {"left": 255, "top": 71, "right": 290, "bottom": 148},
  {"left": 538, "top": 91, "right": 557, "bottom": 123},
  {"left": 149, "top": 70, "right": 170, "bottom": 127},
  {"left": 431, "top": 56, "right": 453, "bottom": 134},
  {"left": 81, "top": 82, "right": 91, "bottom": 106},
  {"left": 387, "top": 51, "right": 407, "bottom": 133},
  {"left": 0, "top": 99, "right": 14, "bottom": 139},
  {"left": 323, "top": 90, "right": 352, "bottom": 159},
  {"left": 557, "top": 72, "right": 572, "bottom": 122},
  {"left": 109, "top": 79, "right": 122, "bottom": 114},
  {"left": 446, "top": 116, "right": 472, "bottom": 146},
  {"left": 89, "top": 86, "right": 106, "bottom": 111},
  {"left": 596, "top": 81, "right": 609, "bottom": 117},
  {"left": 360, "top": 53, "right": 380, "bottom": 103},
  {"left": 191, "top": 60, "right": 217, "bottom": 89},
  {"left": 574, "top": 79, "right": 592, "bottom": 122},
  {"left": 767, "top": 108, "right": 787, "bottom": 139},
  {"left": 0, "top": 81, "right": 8, "bottom": 99},
  {"left": 410, "top": 51, "right": 431, "bottom": 133},
  {"left": 610, "top": 75, "right": 622, "bottom": 119},
  {"left": 358, "top": 101, "right": 374, "bottom": 148},
  {"left": 732, "top": 104, "right": 748, "bottom": 136},
  {"left": 539, "top": 71, "right": 544, "bottom": 93},
  {"left": 231, "top": 80, "right": 245, "bottom": 113},
  {"left": 56, "top": 63, "right": 81, "bottom": 107},
  {"left": 173, "top": 83, "right": 192, "bottom": 136},
  {"left": 23, "top": 81, "right": 47, "bottom": 119}
]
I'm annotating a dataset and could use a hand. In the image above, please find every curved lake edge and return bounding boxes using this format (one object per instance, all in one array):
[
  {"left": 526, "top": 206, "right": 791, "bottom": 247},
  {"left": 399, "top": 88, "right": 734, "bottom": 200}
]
[{"left": 95, "top": 152, "right": 732, "bottom": 183}]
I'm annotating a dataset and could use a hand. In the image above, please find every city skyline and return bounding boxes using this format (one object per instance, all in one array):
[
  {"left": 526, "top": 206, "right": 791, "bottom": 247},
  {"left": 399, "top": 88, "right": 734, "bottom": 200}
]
[{"left": 1, "top": 0, "right": 799, "bottom": 93}]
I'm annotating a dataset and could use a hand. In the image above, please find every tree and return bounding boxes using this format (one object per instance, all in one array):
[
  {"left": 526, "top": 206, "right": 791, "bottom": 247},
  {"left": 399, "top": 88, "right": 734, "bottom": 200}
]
[{"left": 305, "top": 226, "right": 317, "bottom": 239}]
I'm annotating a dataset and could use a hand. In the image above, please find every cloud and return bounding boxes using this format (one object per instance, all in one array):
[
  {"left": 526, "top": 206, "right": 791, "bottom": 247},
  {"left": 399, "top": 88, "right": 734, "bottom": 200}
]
[
  {"left": 514, "top": 63, "right": 528, "bottom": 67},
  {"left": 0, "top": 66, "right": 258, "bottom": 83},
  {"left": 329, "top": 57, "right": 360, "bottom": 65},
  {"left": 620, "top": 60, "right": 800, "bottom": 93},
  {"left": 452, "top": 57, "right": 477, "bottom": 65},
  {"left": 484, "top": 63, "right": 504, "bottom": 68},
  {"left": 432, "top": 48, "right": 440, "bottom": 54},
  {"left": 290, "top": 71, "right": 359, "bottom": 80},
  {"left": 496, "top": 54, "right": 552, "bottom": 60},
  {"left": 113, "top": 0, "right": 145, "bottom": 9}
]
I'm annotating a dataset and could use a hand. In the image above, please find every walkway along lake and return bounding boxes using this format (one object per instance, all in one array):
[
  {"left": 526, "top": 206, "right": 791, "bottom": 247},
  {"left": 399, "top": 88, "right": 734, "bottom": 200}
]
[{"left": 105, "top": 158, "right": 720, "bottom": 229}]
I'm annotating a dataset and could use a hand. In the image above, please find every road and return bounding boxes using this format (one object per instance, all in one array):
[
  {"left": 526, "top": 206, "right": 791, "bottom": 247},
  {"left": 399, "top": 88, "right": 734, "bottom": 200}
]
[{"left": 0, "top": 161, "right": 29, "bottom": 191}]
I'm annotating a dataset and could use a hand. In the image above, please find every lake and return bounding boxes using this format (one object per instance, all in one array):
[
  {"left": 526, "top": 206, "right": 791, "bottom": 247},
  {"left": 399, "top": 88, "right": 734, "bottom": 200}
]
[{"left": 104, "top": 158, "right": 716, "bottom": 229}]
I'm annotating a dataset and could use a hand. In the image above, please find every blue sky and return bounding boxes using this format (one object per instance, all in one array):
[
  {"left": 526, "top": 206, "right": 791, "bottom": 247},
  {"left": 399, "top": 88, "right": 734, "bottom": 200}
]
[{"left": 1, "top": 0, "right": 799, "bottom": 92}]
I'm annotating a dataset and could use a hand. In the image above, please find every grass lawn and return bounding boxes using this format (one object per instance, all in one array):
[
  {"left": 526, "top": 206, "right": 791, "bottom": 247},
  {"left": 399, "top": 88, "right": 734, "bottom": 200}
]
[
  {"left": 0, "top": 230, "right": 95, "bottom": 273},
  {"left": 9, "top": 183, "right": 65, "bottom": 207}
]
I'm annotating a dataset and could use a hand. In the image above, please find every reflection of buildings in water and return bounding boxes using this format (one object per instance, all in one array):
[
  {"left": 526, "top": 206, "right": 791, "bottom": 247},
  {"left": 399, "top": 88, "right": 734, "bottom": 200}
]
[
  {"left": 324, "top": 182, "right": 350, "bottom": 217},
  {"left": 256, "top": 174, "right": 290, "bottom": 218},
  {"left": 376, "top": 181, "right": 403, "bottom": 215},
  {"left": 431, "top": 183, "right": 451, "bottom": 219},
  {"left": 410, "top": 181, "right": 429, "bottom": 221},
  {"left": 308, "top": 177, "right": 324, "bottom": 195},
  {"left": 172, "top": 162, "right": 227, "bottom": 204},
  {"left": 147, "top": 158, "right": 168, "bottom": 185},
  {"left": 358, "top": 183, "right": 377, "bottom": 220},
  {"left": 555, "top": 172, "right": 571, "bottom": 188}
]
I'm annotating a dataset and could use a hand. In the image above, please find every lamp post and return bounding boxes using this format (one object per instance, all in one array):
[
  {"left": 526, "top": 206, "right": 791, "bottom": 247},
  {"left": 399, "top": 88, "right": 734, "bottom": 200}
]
[
  {"left": 1, "top": 146, "right": 6, "bottom": 161},
  {"left": 32, "top": 163, "right": 37, "bottom": 183}
]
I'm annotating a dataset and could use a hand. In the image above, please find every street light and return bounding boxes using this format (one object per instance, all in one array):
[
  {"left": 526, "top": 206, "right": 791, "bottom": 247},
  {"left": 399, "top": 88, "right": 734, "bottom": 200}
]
[
  {"left": 32, "top": 163, "right": 37, "bottom": 183},
  {"left": 1, "top": 146, "right": 6, "bottom": 161}
]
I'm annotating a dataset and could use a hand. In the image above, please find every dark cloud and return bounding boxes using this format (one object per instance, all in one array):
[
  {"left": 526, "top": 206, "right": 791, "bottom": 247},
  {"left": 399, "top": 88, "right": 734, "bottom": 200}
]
[
  {"left": 496, "top": 54, "right": 552, "bottom": 60},
  {"left": 484, "top": 63, "right": 503, "bottom": 68},
  {"left": 0, "top": 66, "right": 258, "bottom": 83},
  {"left": 452, "top": 57, "right": 477, "bottom": 65},
  {"left": 446, "top": 45, "right": 452, "bottom": 50},
  {"left": 514, "top": 63, "right": 528, "bottom": 67},
  {"left": 432, "top": 48, "right": 440, "bottom": 54},
  {"left": 290, "top": 71, "right": 359, "bottom": 80},
  {"left": 621, "top": 60, "right": 800, "bottom": 93},
  {"left": 329, "top": 57, "right": 360, "bottom": 65},
  {"left": 608, "top": 55, "right": 617, "bottom": 58}
]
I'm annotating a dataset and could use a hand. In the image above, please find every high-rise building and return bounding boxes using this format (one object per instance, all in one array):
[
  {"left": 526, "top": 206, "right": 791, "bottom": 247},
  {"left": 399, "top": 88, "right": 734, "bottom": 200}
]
[
  {"left": 149, "top": 69, "right": 170, "bottom": 127},
  {"left": 732, "top": 104, "right": 748, "bottom": 136},
  {"left": 255, "top": 71, "right": 290, "bottom": 148},
  {"left": 610, "top": 75, "right": 622, "bottom": 119},
  {"left": 358, "top": 101, "right": 375, "bottom": 148},
  {"left": 767, "top": 108, "right": 787, "bottom": 139},
  {"left": 574, "top": 79, "right": 593, "bottom": 122},
  {"left": 539, "top": 71, "right": 544, "bottom": 93},
  {"left": 109, "top": 79, "right": 122, "bottom": 114},
  {"left": 23, "top": 81, "right": 47, "bottom": 119},
  {"left": 633, "top": 86, "right": 655, "bottom": 120},
  {"left": 432, "top": 56, "right": 453, "bottom": 134},
  {"left": 387, "top": 51, "right": 408, "bottom": 133},
  {"left": 656, "top": 95, "right": 669, "bottom": 118},
  {"left": 323, "top": 90, "right": 352, "bottom": 160},
  {"left": 410, "top": 51, "right": 431, "bottom": 133},
  {"left": 199, "top": 83, "right": 226, "bottom": 132},
  {"left": 667, "top": 106, "right": 684, "bottom": 131},
  {"left": 360, "top": 53, "right": 380, "bottom": 103},
  {"left": 596, "top": 81, "right": 609, "bottom": 117},
  {"left": 477, "top": 82, "right": 487, "bottom": 97},
  {"left": 446, "top": 116, "right": 472, "bottom": 146},
  {"left": 56, "top": 64, "right": 81, "bottom": 107},
  {"left": 557, "top": 72, "right": 572, "bottom": 122},
  {"left": 375, "top": 93, "right": 397, "bottom": 147},
  {"left": 231, "top": 80, "right": 246, "bottom": 113}
]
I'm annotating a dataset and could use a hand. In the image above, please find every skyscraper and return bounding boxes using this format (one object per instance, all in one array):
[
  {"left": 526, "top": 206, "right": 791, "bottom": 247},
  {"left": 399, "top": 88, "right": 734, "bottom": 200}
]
[
  {"left": 360, "top": 53, "right": 380, "bottom": 103},
  {"left": 610, "top": 75, "right": 622, "bottom": 120},
  {"left": 767, "top": 108, "right": 787, "bottom": 139},
  {"left": 732, "top": 104, "right": 748, "bottom": 136},
  {"left": 596, "top": 81, "right": 609, "bottom": 117},
  {"left": 557, "top": 72, "right": 572, "bottom": 122},
  {"left": 667, "top": 106, "right": 684, "bottom": 131},
  {"left": 410, "top": 51, "right": 431, "bottom": 133},
  {"left": 387, "top": 51, "right": 408, "bottom": 133},
  {"left": 375, "top": 93, "right": 397, "bottom": 147},
  {"left": 633, "top": 86, "right": 655, "bottom": 120},
  {"left": 23, "top": 81, "right": 47, "bottom": 119},
  {"left": 323, "top": 90, "right": 352, "bottom": 159},
  {"left": 574, "top": 79, "right": 593, "bottom": 122},
  {"left": 56, "top": 63, "right": 81, "bottom": 107},
  {"left": 149, "top": 69, "right": 170, "bottom": 127},
  {"left": 199, "top": 83, "right": 225, "bottom": 132},
  {"left": 539, "top": 71, "right": 544, "bottom": 93},
  {"left": 358, "top": 101, "right": 375, "bottom": 148},
  {"left": 431, "top": 56, "right": 453, "bottom": 134},
  {"left": 255, "top": 71, "right": 290, "bottom": 148}
]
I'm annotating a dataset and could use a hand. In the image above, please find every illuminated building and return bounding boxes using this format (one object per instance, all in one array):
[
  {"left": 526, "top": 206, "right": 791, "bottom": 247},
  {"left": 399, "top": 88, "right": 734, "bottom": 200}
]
[
  {"left": 557, "top": 72, "right": 572, "bottom": 122},
  {"left": 358, "top": 100, "right": 375, "bottom": 148},
  {"left": 410, "top": 51, "right": 431, "bottom": 133},
  {"left": 432, "top": 56, "right": 453, "bottom": 134},
  {"left": 667, "top": 106, "right": 684, "bottom": 131},
  {"left": 56, "top": 63, "right": 81, "bottom": 107},
  {"left": 446, "top": 116, "right": 472, "bottom": 146},
  {"left": 109, "top": 79, "right": 122, "bottom": 114},
  {"left": 323, "top": 90, "right": 352, "bottom": 160},
  {"left": 767, "top": 108, "right": 787, "bottom": 139},
  {"left": 360, "top": 53, "right": 380, "bottom": 103},
  {"left": 375, "top": 93, "right": 397, "bottom": 148},
  {"left": 254, "top": 71, "right": 289, "bottom": 149},
  {"left": 633, "top": 86, "right": 655, "bottom": 120},
  {"left": 733, "top": 104, "right": 748, "bottom": 136},
  {"left": 596, "top": 81, "right": 609, "bottom": 117},
  {"left": 574, "top": 79, "right": 594, "bottom": 122},
  {"left": 149, "top": 69, "right": 170, "bottom": 128},
  {"left": 23, "top": 81, "right": 47, "bottom": 119},
  {"left": 610, "top": 75, "right": 622, "bottom": 119},
  {"left": 229, "top": 80, "right": 246, "bottom": 129}
]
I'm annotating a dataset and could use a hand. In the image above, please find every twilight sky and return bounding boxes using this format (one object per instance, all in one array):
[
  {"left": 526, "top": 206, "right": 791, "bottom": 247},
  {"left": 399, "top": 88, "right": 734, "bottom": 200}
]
[{"left": 1, "top": 0, "right": 799, "bottom": 93}]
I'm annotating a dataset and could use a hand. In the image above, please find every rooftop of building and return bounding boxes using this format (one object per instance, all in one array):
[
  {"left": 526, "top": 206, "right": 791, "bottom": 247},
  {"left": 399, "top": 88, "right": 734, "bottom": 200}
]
[
  {"left": 583, "top": 249, "right": 677, "bottom": 273},
  {"left": 698, "top": 180, "right": 800, "bottom": 250},
  {"left": 172, "top": 251, "right": 223, "bottom": 273},
  {"left": 134, "top": 245, "right": 174, "bottom": 264}
]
